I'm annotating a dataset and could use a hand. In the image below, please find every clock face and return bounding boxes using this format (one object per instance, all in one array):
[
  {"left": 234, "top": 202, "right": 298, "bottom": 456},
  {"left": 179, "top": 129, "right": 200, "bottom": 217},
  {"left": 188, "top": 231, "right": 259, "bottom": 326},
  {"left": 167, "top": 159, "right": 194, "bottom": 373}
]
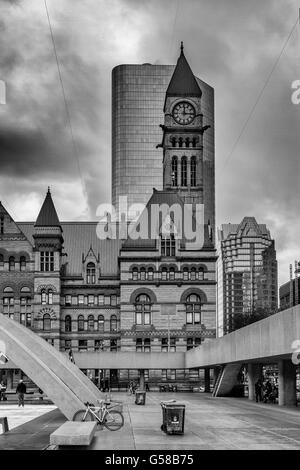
[{"left": 172, "top": 101, "right": 196, "bottom": 125}]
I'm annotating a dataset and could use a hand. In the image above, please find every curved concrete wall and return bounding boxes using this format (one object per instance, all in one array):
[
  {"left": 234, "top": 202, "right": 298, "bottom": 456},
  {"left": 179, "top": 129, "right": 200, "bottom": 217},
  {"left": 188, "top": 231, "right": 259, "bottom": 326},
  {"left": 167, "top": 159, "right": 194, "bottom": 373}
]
[
  {"left": 0, "top": 315, "right": 104, "bottom": 418},
  {"left": 0, "top": 315, "right": 102, "bottom": 404},
  {"left": 0, "top": 325, "right": 83, "bottom": 419}
]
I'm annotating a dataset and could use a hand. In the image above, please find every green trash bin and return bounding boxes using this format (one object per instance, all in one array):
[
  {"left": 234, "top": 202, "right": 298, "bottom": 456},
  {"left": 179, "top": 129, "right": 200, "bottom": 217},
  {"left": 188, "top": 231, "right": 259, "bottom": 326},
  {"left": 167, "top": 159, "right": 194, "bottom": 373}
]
[
  {"left": 160, "top": 401, "right": 185, "bottom": 435},
  {"left": 135, "top": 390, "right": 146, "bottom": 405}
]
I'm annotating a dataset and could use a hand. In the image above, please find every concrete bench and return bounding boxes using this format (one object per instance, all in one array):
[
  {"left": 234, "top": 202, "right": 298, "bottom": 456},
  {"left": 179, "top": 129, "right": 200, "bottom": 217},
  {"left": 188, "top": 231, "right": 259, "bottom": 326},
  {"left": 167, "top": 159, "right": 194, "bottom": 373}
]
[
  {"left": 0, "top": 417, "right": 9, "bottom": 433},
  {"left": 50, "top": 421, "right": 97, "bottom": 447}
]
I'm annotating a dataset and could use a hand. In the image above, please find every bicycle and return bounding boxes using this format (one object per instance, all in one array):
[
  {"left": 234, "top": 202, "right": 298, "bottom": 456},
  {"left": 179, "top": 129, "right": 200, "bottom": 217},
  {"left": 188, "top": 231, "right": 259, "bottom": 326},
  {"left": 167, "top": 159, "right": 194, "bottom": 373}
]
[{"left": 73, "top": 400, "right": 124, "bottom": 431}]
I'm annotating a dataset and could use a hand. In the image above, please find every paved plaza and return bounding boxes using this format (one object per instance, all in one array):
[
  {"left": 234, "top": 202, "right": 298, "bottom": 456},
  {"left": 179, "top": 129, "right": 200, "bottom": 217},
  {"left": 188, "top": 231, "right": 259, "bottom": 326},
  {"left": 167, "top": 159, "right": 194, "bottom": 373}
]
[{"left": 1, "top": 393, "right": 300, "bottom": 450}]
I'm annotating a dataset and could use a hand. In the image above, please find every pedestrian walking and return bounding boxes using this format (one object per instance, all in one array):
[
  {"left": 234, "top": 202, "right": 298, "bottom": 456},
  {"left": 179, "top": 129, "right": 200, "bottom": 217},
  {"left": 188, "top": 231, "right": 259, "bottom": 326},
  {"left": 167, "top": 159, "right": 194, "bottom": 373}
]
[
  {"left": 254, "top": 379, "right": 263, "bottom": 403},
  {"left": 68, "top": 348, "right": 75, "bottom": 364},
  {"left": 16, "top": 379, "right": 26, "bottom": 407}
]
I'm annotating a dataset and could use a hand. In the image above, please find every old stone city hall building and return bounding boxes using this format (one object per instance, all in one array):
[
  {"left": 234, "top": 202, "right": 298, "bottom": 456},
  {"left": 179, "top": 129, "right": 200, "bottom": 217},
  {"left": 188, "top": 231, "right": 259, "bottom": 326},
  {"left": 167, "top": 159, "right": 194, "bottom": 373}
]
[{"left": 0, "top": 46, "right": 216, "bottom": 390}]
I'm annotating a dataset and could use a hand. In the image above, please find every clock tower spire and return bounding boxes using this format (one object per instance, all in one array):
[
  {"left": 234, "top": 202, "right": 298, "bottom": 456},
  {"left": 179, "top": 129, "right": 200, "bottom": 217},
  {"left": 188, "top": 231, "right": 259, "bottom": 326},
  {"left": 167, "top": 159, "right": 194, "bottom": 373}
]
[{"left": 158, "top": 43, "right": 210, "bottom": 207}]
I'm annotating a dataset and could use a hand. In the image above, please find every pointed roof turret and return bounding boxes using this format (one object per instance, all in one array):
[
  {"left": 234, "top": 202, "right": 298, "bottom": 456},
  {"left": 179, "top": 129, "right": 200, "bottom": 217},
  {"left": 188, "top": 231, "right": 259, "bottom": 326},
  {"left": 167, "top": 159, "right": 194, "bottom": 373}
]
[
  {"left": 35, "top": 187, "right": 61, "bottom": 228},
  {"left": 166, "top": 42, "right": 202, "bottom": 98}
]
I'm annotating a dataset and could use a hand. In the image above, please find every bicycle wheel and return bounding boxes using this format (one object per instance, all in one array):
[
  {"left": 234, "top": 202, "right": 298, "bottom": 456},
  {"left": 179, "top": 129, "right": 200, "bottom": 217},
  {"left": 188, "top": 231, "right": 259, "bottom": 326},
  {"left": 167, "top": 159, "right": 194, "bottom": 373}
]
[
  {"left": 72, "top": 409, "right": 94, "bottom": 422},
  {"left": 103, "top": 410, "right": 124, "bottom": 431}
]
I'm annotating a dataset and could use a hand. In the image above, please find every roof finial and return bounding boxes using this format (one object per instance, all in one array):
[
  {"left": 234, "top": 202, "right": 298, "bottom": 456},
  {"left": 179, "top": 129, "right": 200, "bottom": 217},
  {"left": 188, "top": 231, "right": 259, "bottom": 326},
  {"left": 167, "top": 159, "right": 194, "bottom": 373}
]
[
  {"left": 180, "top": 41, "right": 184, "bottom": 54},
  {"left": 47, "top": 186, "right": 51, "bottom": 194}
]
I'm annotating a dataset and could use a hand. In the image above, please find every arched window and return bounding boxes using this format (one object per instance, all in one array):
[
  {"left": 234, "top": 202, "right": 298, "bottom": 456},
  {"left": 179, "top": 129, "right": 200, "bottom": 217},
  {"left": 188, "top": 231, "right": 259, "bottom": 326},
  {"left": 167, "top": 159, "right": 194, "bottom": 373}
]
[
  {"left": 181, "top": 157, "right": 187, "bottom": 186},
  {"left": 140, "top": 267, "right": 146, "bottom": 281},
  {"left": 147, "top": 267, "right": 154, "bottom": 281},
  {"left": 65, "top": 315, "right": 72, "bottom": 332},
  {"left": 190, "top": 267, "right": 197, "bottom": 281},
  {"left": 135, "top": 294, "right": 151, "bottom": 325},
  {"left": 88, "top": 315, "right": 94, "bottom": 331},
  {"left": 183, "top": 267, "right": 189, "bottom": 281},
  {"left": 78, "top": 315, "right": 84, "bottom": 332},
  {"left": 20, "top": 287, "right": 30, "bottom": 294},
  {"left": 171, "top": 156, "right": 178, "bottom": 186},
  {"left": 3, "top": 287, "right": 13, "bottom": 293},
  {"left": 178, "top": 137, "right": 183, "bottom": 148},
  {"left": 186, "top": 294, "right": 201, "bottom": 325},
  {"left": 185, "top": 138, "right": 190, "bottom": 148},
  {"left": 98, "top": 315, "right": 104, "bottom": 333},
  {"left": 132, "top": 267, "right": 139, "bottom": 281},
  {"left": 110, "top": 315, "right": 117, "bottom": 332},
  {"left": 43, "top": 313, "right": 51, "bottom": 330},
  {"left": 20, "top": 256, "right": 26, "bottom": 272},
  {"left": 0, "top": 254, "right": 3, "bottom": 268},
  {"left": 191, "top": 156, "right": 196, "bottom": 187},
  {"left": 9, "top": 256, "right": 15, "bottom": 272},
  {"left": 169, "top": 267, "right": 175, "bottom": 281},
  {"left": 171, "top": 137, "right": 176, "bottom": 147},
  {"left": 161, "top": 267, "right": 168, "bottom": 281},
  {"left": 48, "top": 289, "right": 53, "bottom": 305},
  {"left": 41, "top": 289, "right": 47, "bottom": 305},
  {"left": 87, "top": 263, "right": 96, "bottom": 284},
  {"left": 192, "top": 137, "right": 197, "bottom": 148},
  {"left": 199, "top": 268, "right": 204, "bottom": 281},
  {"left": 0, "top": 216, "right": 4, "bottom": 235}
]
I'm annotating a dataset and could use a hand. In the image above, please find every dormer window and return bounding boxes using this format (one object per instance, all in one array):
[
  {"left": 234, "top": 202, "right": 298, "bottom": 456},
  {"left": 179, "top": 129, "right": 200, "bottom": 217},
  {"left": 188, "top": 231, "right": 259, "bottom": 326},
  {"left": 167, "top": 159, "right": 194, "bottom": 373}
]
[
  {"left": 87, "top": 262, "right": 96, "bottom": 284},
  {"left": 161, "top": 234, "right": 176, "bottom": 257}
]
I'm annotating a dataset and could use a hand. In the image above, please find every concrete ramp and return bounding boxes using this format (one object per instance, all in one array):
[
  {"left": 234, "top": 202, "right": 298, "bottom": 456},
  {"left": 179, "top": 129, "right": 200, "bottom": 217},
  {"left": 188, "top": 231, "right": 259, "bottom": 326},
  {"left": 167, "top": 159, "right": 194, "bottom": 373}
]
[
  {"left": 0, "top": 315, "right": 103, "bottom": 419},
  {"left": 212, "top": 364, "right": 242, "bottom": 397}
]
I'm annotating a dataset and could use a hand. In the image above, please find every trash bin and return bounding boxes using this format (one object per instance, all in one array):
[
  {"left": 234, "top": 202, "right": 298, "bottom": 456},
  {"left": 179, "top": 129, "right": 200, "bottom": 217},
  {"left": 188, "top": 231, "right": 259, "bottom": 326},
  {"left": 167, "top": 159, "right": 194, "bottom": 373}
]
[
  {"left": 135, "top": 390, "right": 146, "bottom": 405},
  {"left": 160, "top": 401, "right": 185, "bottom": 435}
]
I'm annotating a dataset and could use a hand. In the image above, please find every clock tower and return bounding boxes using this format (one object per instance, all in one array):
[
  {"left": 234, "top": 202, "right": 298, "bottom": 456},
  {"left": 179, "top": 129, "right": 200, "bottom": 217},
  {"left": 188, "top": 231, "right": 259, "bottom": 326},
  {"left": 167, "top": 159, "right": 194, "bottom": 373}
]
[{"left": 158, "top": 43, "right": 210, "bottom": 208}]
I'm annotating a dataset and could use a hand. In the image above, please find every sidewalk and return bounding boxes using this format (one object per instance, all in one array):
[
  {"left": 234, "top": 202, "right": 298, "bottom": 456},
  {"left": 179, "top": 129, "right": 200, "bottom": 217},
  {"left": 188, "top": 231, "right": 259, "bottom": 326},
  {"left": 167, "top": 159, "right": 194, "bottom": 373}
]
[{"left": 1, "top": 392, "right": 300, "bottom": 450}]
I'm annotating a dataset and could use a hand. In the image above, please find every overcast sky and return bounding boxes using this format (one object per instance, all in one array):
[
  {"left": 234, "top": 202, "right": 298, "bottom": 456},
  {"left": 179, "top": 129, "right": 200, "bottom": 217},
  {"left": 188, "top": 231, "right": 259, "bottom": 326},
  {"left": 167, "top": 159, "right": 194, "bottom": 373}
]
[{"left": 0, "top": 0, "right": 299, "bottom": 286}]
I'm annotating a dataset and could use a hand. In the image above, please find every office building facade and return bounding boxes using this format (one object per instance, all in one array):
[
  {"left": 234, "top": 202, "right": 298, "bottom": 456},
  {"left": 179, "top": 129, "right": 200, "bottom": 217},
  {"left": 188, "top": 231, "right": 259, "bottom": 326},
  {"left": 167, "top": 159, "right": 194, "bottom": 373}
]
[
  {"left": 112, "top": 61, "right": 215, "bottom": 229},
  {"left": 217, "top": 217, "right": 278, "bottom": 336}
]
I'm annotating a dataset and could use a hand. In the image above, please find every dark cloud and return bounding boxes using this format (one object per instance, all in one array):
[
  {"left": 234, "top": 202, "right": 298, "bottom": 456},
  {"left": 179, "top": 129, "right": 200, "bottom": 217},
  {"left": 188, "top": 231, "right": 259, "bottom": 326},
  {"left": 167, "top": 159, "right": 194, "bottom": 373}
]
[{"left": 0, "top": 0, "right": 299, "bottom": 285}]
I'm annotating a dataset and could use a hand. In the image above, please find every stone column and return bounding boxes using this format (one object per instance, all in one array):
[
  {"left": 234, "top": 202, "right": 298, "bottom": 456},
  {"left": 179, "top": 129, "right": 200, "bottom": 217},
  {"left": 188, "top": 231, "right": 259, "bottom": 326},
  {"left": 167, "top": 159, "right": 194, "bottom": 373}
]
[
  {"left": 139, "top": 369, "right": 145, "bottom": 391},
  {"left": 6, "top": 370, "right": 13, "bottom": 390},
  {"left": 278, "top": 359, "right": 297, "bottom": 406},
  {"left": 247, "top": 363, "right": 262, "bottom": 401},
  {"left": 204, "top": 368, "right": 210, "bottom": 393}
]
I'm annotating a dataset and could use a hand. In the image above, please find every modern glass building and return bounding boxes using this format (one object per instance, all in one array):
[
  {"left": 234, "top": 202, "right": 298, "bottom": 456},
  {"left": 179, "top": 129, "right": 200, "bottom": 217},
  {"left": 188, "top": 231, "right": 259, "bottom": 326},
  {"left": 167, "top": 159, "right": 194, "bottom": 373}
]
[
  {"left": 217, "top": 217, "right": 278, "bottom": 336},
  {"left": 111, "top": 64, "right": 214, "bottom": 220}
]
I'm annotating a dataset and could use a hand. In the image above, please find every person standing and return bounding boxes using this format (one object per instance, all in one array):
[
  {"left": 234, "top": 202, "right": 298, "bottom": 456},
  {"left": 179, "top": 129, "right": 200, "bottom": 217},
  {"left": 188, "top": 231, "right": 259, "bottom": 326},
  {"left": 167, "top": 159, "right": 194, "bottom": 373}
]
[
  {"left": 16, "top": 379, "right": 26, "bottom": 407},
  {"left": 0, "top": 381, "right": 6, "bottom": 401},
  {"left": 254, "top": 379, "right": 263, "bottom": 403}
]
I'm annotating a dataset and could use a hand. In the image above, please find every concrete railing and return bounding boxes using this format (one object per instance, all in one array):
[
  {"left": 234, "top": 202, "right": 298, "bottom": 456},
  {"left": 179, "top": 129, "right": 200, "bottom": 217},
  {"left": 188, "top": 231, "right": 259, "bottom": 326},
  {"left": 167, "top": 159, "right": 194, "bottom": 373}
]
[{"left": 186, "top": 306, "right": 300, "bottom": 368}]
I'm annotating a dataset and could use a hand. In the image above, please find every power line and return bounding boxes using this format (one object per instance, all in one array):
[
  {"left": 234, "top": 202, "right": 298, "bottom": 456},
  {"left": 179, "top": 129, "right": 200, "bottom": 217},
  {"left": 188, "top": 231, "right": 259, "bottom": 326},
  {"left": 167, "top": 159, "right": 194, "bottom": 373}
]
[
  {"left": 222, "top": 15, "right": 299, "bottom": 170},
  {"left": 169, "top": 0, "right": 180, "bottom": 59},
  {"left": 44, "top": 0, "right": 89, "bottom": 212}
]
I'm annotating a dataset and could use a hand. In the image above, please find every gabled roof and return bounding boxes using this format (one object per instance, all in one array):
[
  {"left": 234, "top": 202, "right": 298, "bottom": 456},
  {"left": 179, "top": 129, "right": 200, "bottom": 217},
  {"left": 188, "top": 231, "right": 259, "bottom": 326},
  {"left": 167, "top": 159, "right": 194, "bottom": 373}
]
[
  {"left": 122, "top": 188, "right": 213, "bottom": 250},
  {"left": 18, "top": 222, "right": 123, "bottom": 277},
  {"left": 0, "top": 202, "right": 33, "bottom": 246},
  {"left": 166, "top": 43, "right": 202, "bottom": 98},
  {"left": 35, "top": 188, "right": 61, "bottom": 228},
  {"left": 219, "top": 217, "right": 270, "bottom": 241}
]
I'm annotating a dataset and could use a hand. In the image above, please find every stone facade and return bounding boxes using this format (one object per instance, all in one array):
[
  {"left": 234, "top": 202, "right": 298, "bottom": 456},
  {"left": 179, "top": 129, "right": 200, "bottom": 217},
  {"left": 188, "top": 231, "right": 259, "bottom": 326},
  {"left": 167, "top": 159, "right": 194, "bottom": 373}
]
[{"left": 0, "top": 46, "right": 216, "bottom": 389}]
